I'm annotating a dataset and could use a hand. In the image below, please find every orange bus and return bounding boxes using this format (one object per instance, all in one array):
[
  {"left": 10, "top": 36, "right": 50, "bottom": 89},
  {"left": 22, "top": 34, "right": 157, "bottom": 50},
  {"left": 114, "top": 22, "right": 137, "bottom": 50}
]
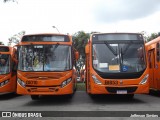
[
  {"left": 145, "top": 36, "right": 160, "bottom": 91},
  {"left": 16, "top": 33, "right": 79, "bottom": 100},
  {"left": 85, "top": 33, "right": 149, "bottom": 98},
  {"left": 0, "top": 45, "right": 17, "bottom": 94}
]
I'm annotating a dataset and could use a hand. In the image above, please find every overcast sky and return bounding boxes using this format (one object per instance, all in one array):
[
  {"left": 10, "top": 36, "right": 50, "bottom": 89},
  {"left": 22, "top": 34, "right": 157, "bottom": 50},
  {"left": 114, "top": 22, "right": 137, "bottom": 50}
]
[{"left": 0, "top": 0, "right": 160, "bottom": 45}]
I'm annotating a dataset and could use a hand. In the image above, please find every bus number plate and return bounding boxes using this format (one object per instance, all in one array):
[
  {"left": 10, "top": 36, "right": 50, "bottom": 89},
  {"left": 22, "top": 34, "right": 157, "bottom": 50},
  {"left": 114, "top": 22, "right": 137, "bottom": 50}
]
[
  {"left": 105, "top": 80, "right": 118, "bottom": 85},
  {"left": 26, "top": 81, "right": 38, "bottom": 85},
  {"left": 117, "top": 90, "right": 127, "bottom": 94}
]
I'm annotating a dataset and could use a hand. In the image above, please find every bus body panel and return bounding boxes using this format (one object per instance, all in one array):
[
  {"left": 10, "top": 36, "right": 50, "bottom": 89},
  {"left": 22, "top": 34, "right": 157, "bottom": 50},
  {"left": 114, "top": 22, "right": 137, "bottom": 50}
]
[
  {"left": 146, "top": 36, "right": 160, "bottom": 91},
  {"left": 85, "top": 33, "right": 149, "bottom": 95},
  {"left": 17, "top": 70, "right": 76, "bottom": 95},
  {"left": 0, "top": 46, "right": 17, "bottom": 93},
  {"left": 16, "top": 33, "right": 77, "bottom": 96},
  {"left": 87, "top": 68, "right": 149, "bottom": 94}
]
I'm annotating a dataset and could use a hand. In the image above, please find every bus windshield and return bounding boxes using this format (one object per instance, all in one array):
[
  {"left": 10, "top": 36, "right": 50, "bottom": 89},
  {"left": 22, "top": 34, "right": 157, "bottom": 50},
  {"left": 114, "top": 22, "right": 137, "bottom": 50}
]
[
  {"left": 0, "top": 54, "right": 10, "bottom": 74},
  {"left": 92, "top": 42, "right": 146, "bottom": 73},
  {"left": 18, "top": 45, "right": 72, "bottom": 71}
]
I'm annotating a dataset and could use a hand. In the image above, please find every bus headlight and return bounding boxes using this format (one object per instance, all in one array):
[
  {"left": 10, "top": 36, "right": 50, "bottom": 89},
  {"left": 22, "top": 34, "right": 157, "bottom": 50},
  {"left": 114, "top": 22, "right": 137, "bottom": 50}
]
[
  {"left": 0, "top": 80, "right": 9, "bottom": 87},
  {"left": 92, "top": 75, "right": 102, "bottom": 85},
  {"left": 61, "top": 78, "right": 72, "bottom": 88},
  {"left": 17, "top": 78, "right": 26, "bottom": 88},
  {"left": 140, "top": 74, "right": 149, "bottom": 85}
]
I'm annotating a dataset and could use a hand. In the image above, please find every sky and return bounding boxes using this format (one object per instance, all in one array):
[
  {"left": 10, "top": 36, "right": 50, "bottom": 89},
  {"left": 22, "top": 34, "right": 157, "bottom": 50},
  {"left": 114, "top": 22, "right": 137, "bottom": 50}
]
[{"left": 0, "top": 0, "right": 160, "bottom": 45}]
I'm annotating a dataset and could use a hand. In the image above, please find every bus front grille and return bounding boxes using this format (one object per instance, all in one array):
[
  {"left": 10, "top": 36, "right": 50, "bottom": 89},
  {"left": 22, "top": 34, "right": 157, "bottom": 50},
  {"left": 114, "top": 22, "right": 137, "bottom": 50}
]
[{"left": 106, "top": 87, "right": 138, "bottom": 93}]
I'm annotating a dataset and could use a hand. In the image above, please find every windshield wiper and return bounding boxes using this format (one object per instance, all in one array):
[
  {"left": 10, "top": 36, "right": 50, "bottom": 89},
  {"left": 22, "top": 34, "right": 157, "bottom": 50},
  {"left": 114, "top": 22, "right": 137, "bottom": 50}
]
[
  {"left": 104, "top": 41, "right": 117, "bottom": 56},
  {"left": 121, "top": 41, "right": 132, "bottom": 55},
  {"left": 53, "top": 43, "right": 59, "bottom": 52}
]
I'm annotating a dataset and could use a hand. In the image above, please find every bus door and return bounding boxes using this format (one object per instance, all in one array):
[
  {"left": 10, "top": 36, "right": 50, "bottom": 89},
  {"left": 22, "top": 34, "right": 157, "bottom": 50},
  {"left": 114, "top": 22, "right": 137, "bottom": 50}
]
[{"left": 148, "top": 49, "right": 157, "bottom": 89}]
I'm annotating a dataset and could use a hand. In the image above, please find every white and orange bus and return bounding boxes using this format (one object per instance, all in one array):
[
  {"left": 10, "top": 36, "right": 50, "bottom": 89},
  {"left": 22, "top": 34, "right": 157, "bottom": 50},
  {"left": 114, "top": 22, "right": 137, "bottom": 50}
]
[
  {"left": 16, "top": 33, "right": 79, "bottom": 100},
  {"left": 0, "top": 45, "right": 17, "bottom": 94},
  {"left": 145, "top": 36, "right": 160, "bottom": 91},
  {"left": 85, "top": 33, "right": 149, "bottom": 98}
]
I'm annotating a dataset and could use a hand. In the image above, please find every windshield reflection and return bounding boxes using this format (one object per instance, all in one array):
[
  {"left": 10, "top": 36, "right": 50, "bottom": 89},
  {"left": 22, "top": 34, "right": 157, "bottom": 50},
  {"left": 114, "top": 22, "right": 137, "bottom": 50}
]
[
  {"left": 0, "top": 54, "right": 10, "bottom": 74},
  {"left": 92, "top": 43, "right": 146, "bottom": 73},
  {"left": 18, "top": 45, "right": 72, "bottom": 71}
]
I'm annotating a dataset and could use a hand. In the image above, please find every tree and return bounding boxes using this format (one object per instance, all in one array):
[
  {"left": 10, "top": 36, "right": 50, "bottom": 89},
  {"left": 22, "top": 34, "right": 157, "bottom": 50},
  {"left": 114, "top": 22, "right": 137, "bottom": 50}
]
[
  {"left": 145, "top": 32, "right": 160, "bottom": 42},
  {"left": 0, "top": 41, "right": 4, "bottom": 45},
  {"left": 72, "top": 31, "right": 90, "bottom": 71},
  {"left": 3, "top": 0, "right": 15, "bottom": 2},
  {"left": 8, "top": 31, "right": 25, "bottom": 46}
]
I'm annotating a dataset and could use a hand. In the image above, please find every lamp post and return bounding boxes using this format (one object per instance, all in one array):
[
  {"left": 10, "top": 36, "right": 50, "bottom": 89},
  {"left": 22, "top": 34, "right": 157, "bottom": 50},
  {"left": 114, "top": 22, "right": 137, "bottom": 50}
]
[{"left": 52, "top": 26, "right": 60, "bottom": 33}]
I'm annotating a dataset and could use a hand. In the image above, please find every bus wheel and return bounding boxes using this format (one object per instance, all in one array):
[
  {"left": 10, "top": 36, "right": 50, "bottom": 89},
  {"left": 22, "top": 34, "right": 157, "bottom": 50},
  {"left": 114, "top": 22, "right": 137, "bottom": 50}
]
[
  {"left": 126, "top": 94, "right": 134, "bottom": 99},
  {"left": 31, "top": 95, "right": 39, "bottom": 100}
]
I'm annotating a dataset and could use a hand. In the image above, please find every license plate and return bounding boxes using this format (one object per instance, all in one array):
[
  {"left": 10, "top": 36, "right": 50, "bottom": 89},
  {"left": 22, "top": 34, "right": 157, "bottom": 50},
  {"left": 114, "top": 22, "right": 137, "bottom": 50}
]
[{"left": 117, "top": 90, "right": 127, "bottom": 94}]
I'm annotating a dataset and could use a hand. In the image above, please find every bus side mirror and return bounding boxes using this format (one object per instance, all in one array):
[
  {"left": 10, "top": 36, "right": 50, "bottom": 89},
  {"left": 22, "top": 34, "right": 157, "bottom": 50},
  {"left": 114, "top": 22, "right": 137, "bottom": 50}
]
[
  {"left": 75, "top": 51, "right": 79, "bottom": 61},
  {"left": 85, "top": 44, "right": 89, "bottom": 54}
]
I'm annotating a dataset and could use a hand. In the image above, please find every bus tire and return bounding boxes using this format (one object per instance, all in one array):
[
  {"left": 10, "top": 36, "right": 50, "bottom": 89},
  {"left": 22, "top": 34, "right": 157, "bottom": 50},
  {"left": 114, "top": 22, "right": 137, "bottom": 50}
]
[{"left": 31, "top": 95, "right": 39, "bottom": 100}]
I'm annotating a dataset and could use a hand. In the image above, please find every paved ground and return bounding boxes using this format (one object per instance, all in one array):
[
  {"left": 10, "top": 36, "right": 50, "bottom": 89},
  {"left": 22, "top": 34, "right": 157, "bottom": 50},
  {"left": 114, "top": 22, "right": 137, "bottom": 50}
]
[{"left": 0, "top": 90, "right": 160, "bottom": 119}]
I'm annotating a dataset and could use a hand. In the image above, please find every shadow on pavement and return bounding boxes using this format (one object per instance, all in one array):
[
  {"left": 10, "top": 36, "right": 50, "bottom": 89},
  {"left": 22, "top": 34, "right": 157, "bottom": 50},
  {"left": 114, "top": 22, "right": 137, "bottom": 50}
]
[
  {"left": 24, "top": 94, "right": 74, "bottom": 106},
  {"left": 89, "top": 94, "right": 146, "bottom": 104},
  {"left": 148, "top": 90, "right": 160, "bottom": 97},
  {"left": 0, "top": 93, "right": 22, "bottom": 100}
]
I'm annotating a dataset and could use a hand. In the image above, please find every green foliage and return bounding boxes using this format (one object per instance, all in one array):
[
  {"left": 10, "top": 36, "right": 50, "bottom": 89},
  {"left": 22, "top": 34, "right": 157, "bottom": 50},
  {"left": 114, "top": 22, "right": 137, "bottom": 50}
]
[
  {"left": 145, "top": 32, "right": 160, "bottom": 42},
  {"left": 3, "top": 0, "right": 13, "bottom": 2},
  {"left": 8, "top": 31, "right": 25, "bottom": 46},
  {"left": 72, "top": 31, "right": 90, "bottom": 71},
  {"left": 73, "top": 31, "right": 90, "bottom": 58},
  {"left": 0, "top": 41, "right": 4, "bottom": 45}
]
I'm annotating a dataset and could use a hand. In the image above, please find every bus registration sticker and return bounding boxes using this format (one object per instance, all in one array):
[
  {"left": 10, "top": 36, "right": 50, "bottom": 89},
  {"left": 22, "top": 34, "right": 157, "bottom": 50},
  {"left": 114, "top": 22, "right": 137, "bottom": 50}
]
[
  {"left": 117, "top": 90, "right": 127, "bottom": 94},
  {"left": 26, "top": 81, "right": 38, "bottom": 85},
  {"left": 109, "top": 65, "right": 120, "bottom": 71}
]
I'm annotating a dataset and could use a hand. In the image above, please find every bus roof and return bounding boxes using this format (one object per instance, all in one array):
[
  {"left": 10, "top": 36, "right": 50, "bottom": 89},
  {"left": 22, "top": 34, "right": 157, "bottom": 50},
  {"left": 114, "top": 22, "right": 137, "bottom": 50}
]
[
  {"left": 20, "top": 33, "right": 71, "bottom": 43},
  {"left": 91, "top": 32, "right": 142, "bottom": 35},
  {"left": 22, "top": 33, "right": 70, "bottom": 37},
  {"left": 91, "top": 32, "right": 144, "bottom": 41},
  {"left": 145, "top": 36, "right": 160, "bottom": 46}
]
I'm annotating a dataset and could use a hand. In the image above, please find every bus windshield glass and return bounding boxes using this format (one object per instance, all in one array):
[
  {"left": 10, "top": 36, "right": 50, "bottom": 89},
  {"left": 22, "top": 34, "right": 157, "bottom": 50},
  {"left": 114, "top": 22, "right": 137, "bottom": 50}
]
[
  {"left": 0, "top": 54, "right": 10, "bottom": 74},
  {"left": 18, "top": 45, "right": 72, "bottom": 71},
  {"left": 92, "top": 43, "right": 146, "bottom": 73}
]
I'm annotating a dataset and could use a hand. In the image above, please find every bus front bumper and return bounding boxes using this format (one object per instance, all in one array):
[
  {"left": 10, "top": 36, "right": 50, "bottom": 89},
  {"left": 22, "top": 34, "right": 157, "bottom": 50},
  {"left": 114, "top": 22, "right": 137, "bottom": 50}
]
[
  {"left": 90, "top": 84, "right": 149, "bottom": 94},
  {"left": 17, "top": 82, "right": 73, "bottom": 95}
]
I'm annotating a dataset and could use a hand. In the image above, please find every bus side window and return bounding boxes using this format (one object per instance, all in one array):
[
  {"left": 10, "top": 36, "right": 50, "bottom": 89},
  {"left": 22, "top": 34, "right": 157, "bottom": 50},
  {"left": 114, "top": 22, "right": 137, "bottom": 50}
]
[
  {"left": 156, "top": 42, "right": 160, "bottom": 62},
  {"left": 148, "top": 52, "right": 152, "bottom": 68}
]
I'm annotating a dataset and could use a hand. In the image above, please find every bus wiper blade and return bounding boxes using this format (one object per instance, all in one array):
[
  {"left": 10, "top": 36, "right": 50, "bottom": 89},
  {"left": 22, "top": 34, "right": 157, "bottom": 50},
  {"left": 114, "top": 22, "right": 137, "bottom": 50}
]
[
  {"left": 53, "top": 43, "right": 59, "bottom": 52},
  {"left": 104, "top": 41, "right": 117, "bottom": 56}
]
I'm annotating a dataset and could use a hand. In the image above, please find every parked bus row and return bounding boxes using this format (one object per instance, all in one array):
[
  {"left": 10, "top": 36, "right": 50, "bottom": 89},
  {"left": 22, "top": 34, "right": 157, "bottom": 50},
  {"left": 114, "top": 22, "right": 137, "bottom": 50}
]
[{"left": 0, "top": 32, "right": 160, "bottom": 100}]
